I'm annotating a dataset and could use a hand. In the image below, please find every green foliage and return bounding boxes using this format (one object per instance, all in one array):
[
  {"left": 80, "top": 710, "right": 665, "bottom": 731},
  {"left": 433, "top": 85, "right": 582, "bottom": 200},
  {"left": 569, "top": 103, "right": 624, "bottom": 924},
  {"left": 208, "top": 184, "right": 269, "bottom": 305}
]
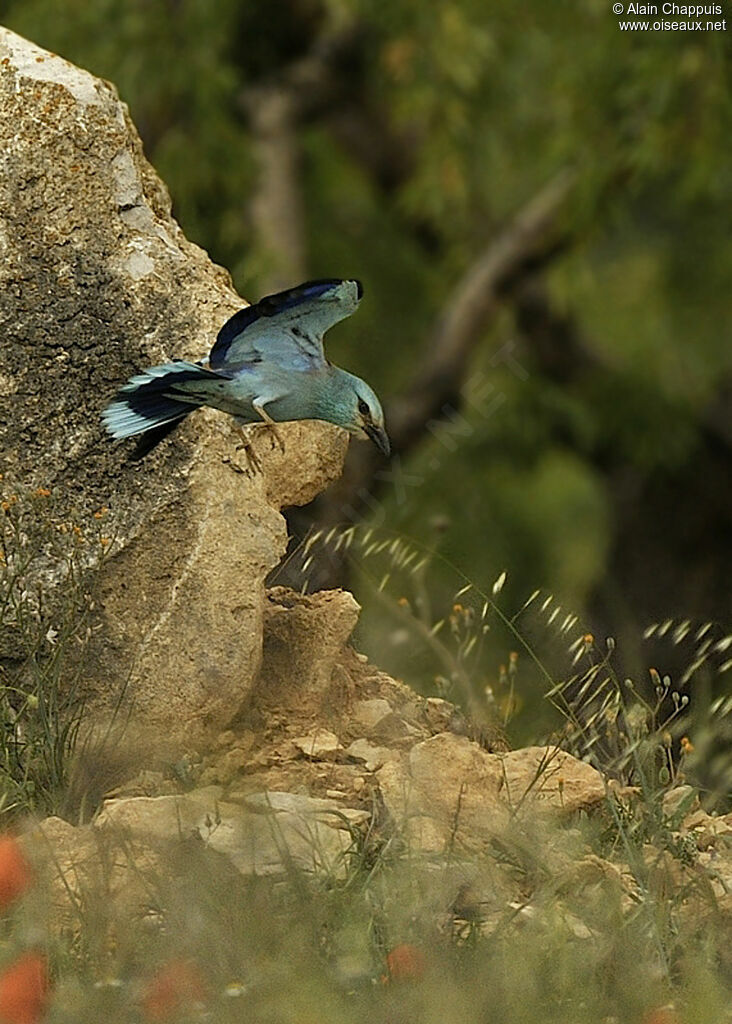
[
  {"left": 0, "top": 485, "right": 111, "bottom": 819},
  {"left": 305, "top": 524, "right": 731, "bottom": 786}
]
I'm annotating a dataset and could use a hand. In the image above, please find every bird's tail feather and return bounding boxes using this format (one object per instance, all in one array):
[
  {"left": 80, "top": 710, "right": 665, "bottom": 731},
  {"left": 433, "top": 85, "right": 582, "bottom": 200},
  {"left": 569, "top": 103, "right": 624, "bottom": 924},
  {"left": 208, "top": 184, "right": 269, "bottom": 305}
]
[{"left": 102, "top": 360, "right": 223, "bottom": 449}]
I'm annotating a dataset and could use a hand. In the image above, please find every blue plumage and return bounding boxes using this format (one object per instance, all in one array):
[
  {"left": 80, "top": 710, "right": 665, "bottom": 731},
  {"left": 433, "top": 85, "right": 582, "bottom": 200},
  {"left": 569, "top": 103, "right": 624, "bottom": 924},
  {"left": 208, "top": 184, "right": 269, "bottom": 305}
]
[
  {"left": 102, "top": 361, "right": 229, "bottom": 439},
  {"left": 102, "top": 279, "right": 390, "bottom": 459},
  {"left": 210, "top": 278, "right": 356, "bottom": 368}
]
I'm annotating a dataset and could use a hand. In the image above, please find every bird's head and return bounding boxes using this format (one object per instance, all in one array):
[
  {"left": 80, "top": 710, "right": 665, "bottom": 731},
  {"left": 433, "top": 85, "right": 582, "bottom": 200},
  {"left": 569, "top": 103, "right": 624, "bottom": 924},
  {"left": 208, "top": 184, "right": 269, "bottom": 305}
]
[{"left": 331, "top": 370, "right": 390, "bottom": 457}]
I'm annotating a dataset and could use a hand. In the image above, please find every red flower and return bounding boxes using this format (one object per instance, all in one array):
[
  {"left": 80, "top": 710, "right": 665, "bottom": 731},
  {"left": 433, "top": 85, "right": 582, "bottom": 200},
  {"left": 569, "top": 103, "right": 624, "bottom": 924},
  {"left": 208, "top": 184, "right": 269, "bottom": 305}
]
[
  {"left": 0, "top": 952, "right": 49, "bottom": 1024},
  {"left": 385, "top": 943, "right": 426, "bottom": 983},
  {"left": 642, "top": 1007, "right": 682, "bottom": 1024},
  {"left": 0, "top": 838, "right": 33, "bottom": 911},
  {"left": 141, "top": 959, "right": 207, "bottom": 1022}
]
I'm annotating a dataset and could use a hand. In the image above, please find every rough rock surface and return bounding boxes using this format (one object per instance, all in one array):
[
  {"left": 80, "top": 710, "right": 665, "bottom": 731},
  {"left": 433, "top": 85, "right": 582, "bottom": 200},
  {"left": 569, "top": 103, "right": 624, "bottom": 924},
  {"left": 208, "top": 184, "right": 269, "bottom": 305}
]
[
  {"left": 0, "top": 28, "right": 348, "bottom": 745},
  {"left": 378, "top": 733, "right": 508, "bottom": 854},
  {"left": 498, "top": 745, "right": 607, "bottom": 814},
  {"left": 95, "top": 786, "right": 368, "bottom": 876},
  {"left": 254, "top": 587, "right": 361, "bottom": 719},
  {"left": 377, "top": 737, "right": 607, "bottom": 855}
]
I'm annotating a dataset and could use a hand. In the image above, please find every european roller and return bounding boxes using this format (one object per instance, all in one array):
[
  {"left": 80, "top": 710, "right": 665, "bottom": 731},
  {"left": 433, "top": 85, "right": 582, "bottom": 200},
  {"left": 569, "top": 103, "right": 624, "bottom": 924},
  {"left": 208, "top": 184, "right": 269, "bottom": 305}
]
[{"left": 102, "top": 279, "right": 390, "bottom": 460}]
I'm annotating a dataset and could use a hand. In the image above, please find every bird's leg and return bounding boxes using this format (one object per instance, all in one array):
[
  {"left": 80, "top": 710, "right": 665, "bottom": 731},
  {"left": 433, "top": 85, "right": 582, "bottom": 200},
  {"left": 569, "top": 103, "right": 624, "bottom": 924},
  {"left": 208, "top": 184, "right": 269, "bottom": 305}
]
[
  {"left": 252, "top": 400, "right": 286, "bottom": 454},
  {"left": 231, "top": 424, "right": 263, "bottom": 476}
]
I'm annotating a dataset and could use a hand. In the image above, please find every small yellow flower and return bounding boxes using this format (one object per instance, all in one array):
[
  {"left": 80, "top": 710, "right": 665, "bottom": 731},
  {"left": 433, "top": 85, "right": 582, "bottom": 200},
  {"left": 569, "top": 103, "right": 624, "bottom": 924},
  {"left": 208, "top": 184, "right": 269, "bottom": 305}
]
[
  {"left": 583, "top": 633, "right": 594, "bottom": 647},
  {"left": 509, "top": 651, "right": 518, "bottom": 665},
  {"left": 33, "top": 487, "right": 51, "bottom": 498},
  {"left": 452, "top": 603, "right": 464, "bottom": 613},
  {"left": 397, "top": 596, "right": 409, "bottom": 607},
  {"left": 93, "top": 506, "right": 109, "bottom": 519},
  {"left": 99, "top": 537, "right": 110, "bottom": 547}
]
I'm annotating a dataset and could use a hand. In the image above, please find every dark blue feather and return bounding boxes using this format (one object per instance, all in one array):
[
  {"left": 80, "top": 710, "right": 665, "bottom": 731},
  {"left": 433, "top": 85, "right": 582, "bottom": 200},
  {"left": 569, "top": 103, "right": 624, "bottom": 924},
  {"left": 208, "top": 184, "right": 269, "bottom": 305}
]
[
  {"left": 103, "top": 361, "right": 233, "bottom": 456},
  {"left": 125, "top": 369, "right": 217, "bottom": 421}
]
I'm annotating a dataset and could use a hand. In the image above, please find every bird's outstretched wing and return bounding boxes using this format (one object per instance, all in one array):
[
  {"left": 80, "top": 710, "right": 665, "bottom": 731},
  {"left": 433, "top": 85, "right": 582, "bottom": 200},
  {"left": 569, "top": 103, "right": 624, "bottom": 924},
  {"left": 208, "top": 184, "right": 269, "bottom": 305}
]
[{"left": 209, "top": 279, "right": 362, "bottom": 373}]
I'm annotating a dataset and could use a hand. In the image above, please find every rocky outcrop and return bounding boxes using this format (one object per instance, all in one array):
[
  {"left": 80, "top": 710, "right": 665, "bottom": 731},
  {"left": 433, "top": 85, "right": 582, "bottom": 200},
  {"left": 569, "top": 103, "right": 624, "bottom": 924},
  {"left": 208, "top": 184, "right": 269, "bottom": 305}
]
[
  {"left": 24, "top": 702, "right": 732, "bottom": 946},
  {"left": 24, "top": 595, "right": 608, "bottom": 903},
  {"left": 0, "top": 28, "right": 348, "bottom": 746}
]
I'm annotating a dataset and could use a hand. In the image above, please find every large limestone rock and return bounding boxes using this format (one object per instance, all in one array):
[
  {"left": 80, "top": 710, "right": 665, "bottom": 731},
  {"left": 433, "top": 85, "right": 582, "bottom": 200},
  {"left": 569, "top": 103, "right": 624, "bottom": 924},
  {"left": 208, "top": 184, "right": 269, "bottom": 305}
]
[
  {"left": 0, "top": 29, "right": 348, "bottom": 746},
  {"left": 377, "top": 735, "right": 606, "bottom": 854},
  {"left": 253, "top": 587, "right": 361, "bottom": 719},
  {"left": 377, "top": 733, "right": 508, "bottom": 853},
  {"left": 95, "top": 788, "right": 369, "bottom": 877}
]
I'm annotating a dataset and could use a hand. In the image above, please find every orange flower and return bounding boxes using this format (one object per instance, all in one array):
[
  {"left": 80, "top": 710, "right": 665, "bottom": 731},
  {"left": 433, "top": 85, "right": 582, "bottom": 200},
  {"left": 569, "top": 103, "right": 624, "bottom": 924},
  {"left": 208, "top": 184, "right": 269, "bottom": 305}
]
[
  {"left": 642, "top": 1006, "right": 682, "bottom": 1024},
  {"left": 0, "top": 837, "right": 33, "bottom": 911},
  {"left": 0, "top": 952, "right": 49, "bottom": 1024},
  {"left": 384, "top": 943, "right": 425, "bottom": 983},
  {"left": 32, "top": 489, "right": 50, "bottom": 499},
  {"left": 141, "top": 960, "right": 206, "bottom": 1022}
]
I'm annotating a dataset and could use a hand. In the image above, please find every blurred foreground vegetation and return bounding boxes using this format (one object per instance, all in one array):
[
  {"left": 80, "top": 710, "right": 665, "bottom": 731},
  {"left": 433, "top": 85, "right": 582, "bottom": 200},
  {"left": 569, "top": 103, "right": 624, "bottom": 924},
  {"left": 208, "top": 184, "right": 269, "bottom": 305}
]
[{"left": 2, "top": 795, "right": 730, "bottom": 1024}]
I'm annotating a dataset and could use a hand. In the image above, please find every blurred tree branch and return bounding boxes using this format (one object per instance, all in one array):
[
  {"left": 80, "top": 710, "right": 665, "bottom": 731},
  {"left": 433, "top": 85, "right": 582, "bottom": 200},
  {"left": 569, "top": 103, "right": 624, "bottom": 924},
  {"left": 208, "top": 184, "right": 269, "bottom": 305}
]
[
  {"left": 243, "top": 85, "right": 306, "bottom": 292},
  {"left": 240, "top": 17, "right": 421, "bottom": 291},
  {"left": 389, "top": 169, "right": 576, "bottom": 452},
  {"left": 239, "top": 19, "right": 365, "bottom": 292}
]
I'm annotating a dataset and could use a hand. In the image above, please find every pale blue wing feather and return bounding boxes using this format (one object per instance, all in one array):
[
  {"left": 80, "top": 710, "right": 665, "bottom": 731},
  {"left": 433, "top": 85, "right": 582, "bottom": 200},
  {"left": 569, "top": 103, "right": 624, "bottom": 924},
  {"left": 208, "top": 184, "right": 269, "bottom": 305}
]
[{"left": 209, "top": 279, "right": 362, "bottom": 372}]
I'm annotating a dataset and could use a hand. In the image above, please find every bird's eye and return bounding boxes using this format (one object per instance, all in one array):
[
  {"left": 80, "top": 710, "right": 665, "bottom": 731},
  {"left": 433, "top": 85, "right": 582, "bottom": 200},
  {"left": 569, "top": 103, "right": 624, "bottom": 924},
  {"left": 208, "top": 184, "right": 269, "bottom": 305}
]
[{"left": 358, "top": 398, "right": 370, "bottom": 417}]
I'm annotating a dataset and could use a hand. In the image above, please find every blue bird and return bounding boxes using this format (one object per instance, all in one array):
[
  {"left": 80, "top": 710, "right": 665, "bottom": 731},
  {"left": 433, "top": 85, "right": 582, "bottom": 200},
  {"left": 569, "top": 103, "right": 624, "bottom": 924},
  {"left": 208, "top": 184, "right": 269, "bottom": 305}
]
[{"left": 102, "top": 279, "right": 390, "bottom": 460}]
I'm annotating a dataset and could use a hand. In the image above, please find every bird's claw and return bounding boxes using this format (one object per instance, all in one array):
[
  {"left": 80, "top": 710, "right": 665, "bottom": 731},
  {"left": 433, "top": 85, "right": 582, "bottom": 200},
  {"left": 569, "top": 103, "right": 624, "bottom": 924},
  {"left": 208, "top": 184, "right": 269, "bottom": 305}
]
[
  {"left": 264, "top": 423, "right": 286, "bottom": 454},
  {"left": 231, "top": 427, "right": 264, "bottom": 477}
]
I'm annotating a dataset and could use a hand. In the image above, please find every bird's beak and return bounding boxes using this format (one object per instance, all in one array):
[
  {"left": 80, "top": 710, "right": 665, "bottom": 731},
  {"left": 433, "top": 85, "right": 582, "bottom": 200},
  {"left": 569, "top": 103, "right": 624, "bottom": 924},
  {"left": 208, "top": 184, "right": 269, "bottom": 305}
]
[{"left": 364, "top": 422, "right": 391, "bottom": 457}]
